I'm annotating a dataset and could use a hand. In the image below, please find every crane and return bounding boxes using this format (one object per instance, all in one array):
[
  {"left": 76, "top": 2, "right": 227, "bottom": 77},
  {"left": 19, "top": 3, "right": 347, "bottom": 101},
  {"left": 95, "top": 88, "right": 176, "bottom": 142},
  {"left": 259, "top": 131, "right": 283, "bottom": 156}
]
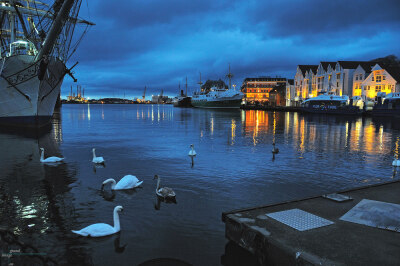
[{"left": 142, "top": 86, "right": 146, "bottom": 102}]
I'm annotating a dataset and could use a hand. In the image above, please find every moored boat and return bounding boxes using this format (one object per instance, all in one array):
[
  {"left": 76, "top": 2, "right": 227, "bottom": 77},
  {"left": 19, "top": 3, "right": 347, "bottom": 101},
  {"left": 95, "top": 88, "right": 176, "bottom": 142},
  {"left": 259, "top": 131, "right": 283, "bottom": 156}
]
[
  {"left": 173, "top": 77, "right": 192, "bottom": 107},
  {"left": 301, "top": 94, "right": 363, "bottom": 115},
  {"left": 372, "top": 92, "right": 400, "bottom": 117},
  {"left": 191, "top": 65, "right": 243, "bottom": 109},
  {"left": 191, "top": 87, "right": 243, "bottom": 108}
]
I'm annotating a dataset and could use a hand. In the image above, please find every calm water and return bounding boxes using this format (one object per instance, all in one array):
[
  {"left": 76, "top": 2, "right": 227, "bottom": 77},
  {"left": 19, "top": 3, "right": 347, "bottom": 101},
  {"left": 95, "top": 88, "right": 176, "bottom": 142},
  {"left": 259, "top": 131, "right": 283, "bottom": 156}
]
[{"left": 1, "top": 104, "right": 399, "bottom": 265}]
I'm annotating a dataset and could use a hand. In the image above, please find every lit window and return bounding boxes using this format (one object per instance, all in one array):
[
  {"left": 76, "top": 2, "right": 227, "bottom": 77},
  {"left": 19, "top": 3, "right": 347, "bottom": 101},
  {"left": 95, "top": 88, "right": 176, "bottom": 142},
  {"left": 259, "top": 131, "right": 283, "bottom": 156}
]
[
  {"left": 383, "top": 75, "right": 386, "bottom": 80},
  {"left": 372, "top": 76, "right": 374, "bottom": 81},
  {"left": 360, "top": 74, "right": 363, "bottom": 79},
  {"left": 376, "top": 75, "right": 381, "bottom": 82}
]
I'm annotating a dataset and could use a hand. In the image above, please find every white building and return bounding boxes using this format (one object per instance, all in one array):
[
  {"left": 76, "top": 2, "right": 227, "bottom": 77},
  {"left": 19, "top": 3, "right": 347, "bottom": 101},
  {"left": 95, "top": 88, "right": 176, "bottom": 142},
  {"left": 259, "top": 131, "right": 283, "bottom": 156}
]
[
  {"left": 294, "top": 65, "right": 318, "bottom": 103},
  {"left": 351, "top": 62, "right": 376, "bottom": 97},
  {"left": 361, "top": 64, "right": 400, "bottom": 101},
  {"left": 315, "top": 62, "right": 336, "bottom": 95},
  {"left": 286, "top": 79, "right": 294, "bottom": 106},
  {"left": 333, "top": 61, "right": 371, "bottom": 97}
]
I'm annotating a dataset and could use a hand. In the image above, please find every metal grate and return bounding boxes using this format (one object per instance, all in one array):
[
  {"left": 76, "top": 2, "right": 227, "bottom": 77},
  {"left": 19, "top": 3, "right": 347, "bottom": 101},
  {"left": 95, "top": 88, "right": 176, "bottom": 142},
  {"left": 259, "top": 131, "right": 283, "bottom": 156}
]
[{"left": 267, "top": 208, "right": 334, "bottom": 231}]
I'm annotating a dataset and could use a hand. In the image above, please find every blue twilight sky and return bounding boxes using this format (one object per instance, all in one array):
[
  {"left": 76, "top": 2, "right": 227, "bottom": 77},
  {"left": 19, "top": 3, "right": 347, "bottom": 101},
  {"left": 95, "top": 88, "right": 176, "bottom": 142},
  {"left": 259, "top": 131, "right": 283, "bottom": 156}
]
[{"left": 62, "top": 0, "right": 400, "bottom": 99}]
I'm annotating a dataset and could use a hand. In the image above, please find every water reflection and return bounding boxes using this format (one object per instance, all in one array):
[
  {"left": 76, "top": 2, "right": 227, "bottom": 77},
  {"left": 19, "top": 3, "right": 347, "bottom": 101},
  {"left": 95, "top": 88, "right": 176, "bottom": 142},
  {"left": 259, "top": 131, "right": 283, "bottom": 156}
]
[
  {"left": 154, "top": 196, "right": 177, "bottom": 211},
  {"left": 241, "top": 110, "right": 400, "bottom": 158},
  {"left": 2, "top": 105, "right": 399, "bottom": 265},
  {"left": 0, "top": 119, "right": 90, "bottom": 264},
  {"left": 113, "top": 233, "right": 127, "bottom": 253}
]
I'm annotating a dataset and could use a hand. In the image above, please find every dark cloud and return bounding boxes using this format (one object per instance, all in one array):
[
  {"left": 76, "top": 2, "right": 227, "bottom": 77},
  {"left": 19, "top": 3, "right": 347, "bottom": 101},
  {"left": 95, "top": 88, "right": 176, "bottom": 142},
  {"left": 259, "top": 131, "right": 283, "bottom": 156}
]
[{"left": 62, "top": 0, "right": 400, "bottom": 98}]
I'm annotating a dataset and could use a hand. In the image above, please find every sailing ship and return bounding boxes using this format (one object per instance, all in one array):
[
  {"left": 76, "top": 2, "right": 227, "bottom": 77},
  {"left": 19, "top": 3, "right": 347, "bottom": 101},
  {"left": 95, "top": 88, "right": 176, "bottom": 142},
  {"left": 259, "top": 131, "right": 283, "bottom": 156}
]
[
  {"left": 0, "top": 0, "right": 93, "bottom": 127},
  {"left": 191, "top": 65, "right": 243, "bottom": 108},
  {"left": 172, "top": 77, "right": 192, "bottom": 107}
]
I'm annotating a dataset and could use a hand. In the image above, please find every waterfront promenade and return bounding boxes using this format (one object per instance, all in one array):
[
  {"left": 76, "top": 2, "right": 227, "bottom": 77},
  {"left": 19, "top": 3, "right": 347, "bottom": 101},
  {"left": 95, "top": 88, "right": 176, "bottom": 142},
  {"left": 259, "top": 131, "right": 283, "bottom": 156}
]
[{"left": 223, "top": 180, "right": 400, "bottom": 265}]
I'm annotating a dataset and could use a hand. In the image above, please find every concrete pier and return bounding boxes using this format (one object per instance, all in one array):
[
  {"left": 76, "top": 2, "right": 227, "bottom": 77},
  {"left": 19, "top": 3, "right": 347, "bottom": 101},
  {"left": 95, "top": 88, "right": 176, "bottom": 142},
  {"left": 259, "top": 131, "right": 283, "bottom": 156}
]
[{"left": 222, "top": 180, "right": 400, "bottom": 266}]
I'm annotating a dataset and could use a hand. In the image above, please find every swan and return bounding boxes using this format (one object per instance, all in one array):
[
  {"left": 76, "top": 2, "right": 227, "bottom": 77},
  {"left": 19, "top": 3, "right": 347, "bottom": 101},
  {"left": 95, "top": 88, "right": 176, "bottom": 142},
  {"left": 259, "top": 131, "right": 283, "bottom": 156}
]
[
  {"left": 188, "top": 144, "right": 196, "bottom": 157},
  {"left": 72, "top": 206, "right": 123, "bottom": 237},
  {"left": 154, "top": 175, "right": 176, "bottom": 199},
  {"left": 40, "top": 148, "right": 64, "bottom": 163},
  {"left": 393, "top": 156, "right": 400, "bottom": 167},
  {"left": 92, "top": 148, "right": 105, "bottom": 164},
  {"left": 101, "top": 175, "right": 143, "bottom": 190},
  {"left": 272, "top": 142, "right": 279, "bottom": 154}
]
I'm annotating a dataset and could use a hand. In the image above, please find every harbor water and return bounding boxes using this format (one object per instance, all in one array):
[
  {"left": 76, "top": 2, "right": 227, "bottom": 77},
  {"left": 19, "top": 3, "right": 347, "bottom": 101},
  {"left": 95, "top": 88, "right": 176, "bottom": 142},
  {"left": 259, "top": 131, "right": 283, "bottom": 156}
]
[{"left": 0, "top": 104, "right": 399, "bottom": 265}]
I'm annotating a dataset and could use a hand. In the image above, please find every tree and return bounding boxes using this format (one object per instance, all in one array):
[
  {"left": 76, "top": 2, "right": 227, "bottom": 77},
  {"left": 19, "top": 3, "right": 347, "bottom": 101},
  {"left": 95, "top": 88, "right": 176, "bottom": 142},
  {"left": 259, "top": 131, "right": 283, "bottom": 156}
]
[{"left": 201, "top": 79, "right": 228, "bottom": 92}]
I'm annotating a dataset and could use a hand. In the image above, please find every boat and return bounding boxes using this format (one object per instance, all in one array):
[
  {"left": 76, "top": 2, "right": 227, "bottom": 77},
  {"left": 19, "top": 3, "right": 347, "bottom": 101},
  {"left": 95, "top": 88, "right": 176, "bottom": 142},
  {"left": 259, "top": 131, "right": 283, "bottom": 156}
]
[
  {"left": 0, "top": 0, "right": 94, "bottom": 127},
  {"left": 372, "top": 92, "right": 400, "bottom": 117},
  {"left": 191, "top": 65, "right": 243, "bottom": 108},
  {"left": 172, "top": 77, "right": 192, "bottom": 107},
  {"left": 301, "top": 94, "right": 363, "bottom": 115}
]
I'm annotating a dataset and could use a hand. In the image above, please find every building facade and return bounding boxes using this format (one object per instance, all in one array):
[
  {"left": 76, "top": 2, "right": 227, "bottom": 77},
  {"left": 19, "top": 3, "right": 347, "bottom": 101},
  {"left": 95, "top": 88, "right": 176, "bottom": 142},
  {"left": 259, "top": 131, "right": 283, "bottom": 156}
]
[
  {"left": 361, "top": 64, "right": 400, "bottom": 100},
  {"left": 294, "top": 65, "right": 318, "bottom": 103},
  {"left": 351, "top": 63, "right": 376, "bottom": 97},
  {"left": 241, "top": 77, "right": 287, "bottom": 103},
  {"left": 315, "top": 62, "right": 336, "bottom": 95},
  {"left": 286, "top": 79, "right": 294, "bottom": 106}
]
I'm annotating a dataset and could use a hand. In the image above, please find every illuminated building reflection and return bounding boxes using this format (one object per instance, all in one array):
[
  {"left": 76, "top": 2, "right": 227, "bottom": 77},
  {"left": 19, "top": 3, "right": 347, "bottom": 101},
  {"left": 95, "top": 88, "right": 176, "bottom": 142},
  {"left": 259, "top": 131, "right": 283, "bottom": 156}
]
[{"left": 242, "top": 110, "right": 395, "bottom": 157}]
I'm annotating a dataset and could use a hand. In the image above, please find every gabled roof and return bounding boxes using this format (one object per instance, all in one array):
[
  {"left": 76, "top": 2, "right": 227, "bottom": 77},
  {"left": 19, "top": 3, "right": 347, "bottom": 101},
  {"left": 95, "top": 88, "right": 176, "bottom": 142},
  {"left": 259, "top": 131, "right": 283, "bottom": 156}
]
[
  {"left": 385, "top": 66, "right": 400, "bottom": 83},
  {"left": 320, "top": 62, "right": 336, "bottom": 71},
  {"left": 337, "top": 61, "right": 367, "bottom": 69},
  {"left": 287, "top": 79, "right": 294, "bottom": 85},
  {"left": 298, "top": 65, "right": 318, "bottom": 76},
  {"left": 358, "top": 62, "right": 376, "bottom": 73}
]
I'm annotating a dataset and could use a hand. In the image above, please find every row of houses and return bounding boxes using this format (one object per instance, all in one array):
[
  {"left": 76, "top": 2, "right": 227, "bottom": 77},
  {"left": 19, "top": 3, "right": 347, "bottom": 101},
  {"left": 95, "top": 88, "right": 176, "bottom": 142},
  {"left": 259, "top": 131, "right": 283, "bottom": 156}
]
[
  {"left": 240, "top": 58, "right": 400, "bottom": 107},
  {"left": 288, "top": 60, "right": 400, "bottom": 106}
]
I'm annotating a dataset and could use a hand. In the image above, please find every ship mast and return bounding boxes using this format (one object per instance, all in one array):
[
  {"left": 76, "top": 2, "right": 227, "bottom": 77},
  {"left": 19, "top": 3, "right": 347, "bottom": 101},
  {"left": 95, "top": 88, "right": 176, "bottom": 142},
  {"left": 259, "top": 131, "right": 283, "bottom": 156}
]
[
  {"left": 185, "top": 76, "right": 187, "bottom": 97},
  {"left": 226, "top": 63, "right": 233, "bottom": 90},
  {"left": 36, "top": 0, "right": 76, "bottom": 60},
  {"left": 198, "top": 72, "right": 203, "bottom": 92}
]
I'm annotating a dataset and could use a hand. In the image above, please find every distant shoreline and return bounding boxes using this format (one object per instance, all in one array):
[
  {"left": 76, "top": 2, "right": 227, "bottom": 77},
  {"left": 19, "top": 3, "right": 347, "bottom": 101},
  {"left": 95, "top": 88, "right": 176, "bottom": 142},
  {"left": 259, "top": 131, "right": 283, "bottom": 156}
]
[{"left": 61, "top": 102, "right": 171, "bottom": 105}]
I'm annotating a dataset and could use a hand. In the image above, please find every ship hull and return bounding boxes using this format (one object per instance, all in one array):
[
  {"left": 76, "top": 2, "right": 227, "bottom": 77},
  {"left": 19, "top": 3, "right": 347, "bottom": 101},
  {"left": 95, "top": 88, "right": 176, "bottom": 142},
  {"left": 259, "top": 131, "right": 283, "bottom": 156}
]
[
  {"left": 301, "top": 106, "right": 363, "bottom": 115},
  {"left": 0, "top": 55, "right": 65, "bottom": 127},
  {"left": 173, "top": 97, "right": 192, "bottom": 107},
  {"left": 191, "top": 97, "right": 242, "bottom": 109},
  {"left": 372, "top": 108, "right": 400, "bottom": 117}
]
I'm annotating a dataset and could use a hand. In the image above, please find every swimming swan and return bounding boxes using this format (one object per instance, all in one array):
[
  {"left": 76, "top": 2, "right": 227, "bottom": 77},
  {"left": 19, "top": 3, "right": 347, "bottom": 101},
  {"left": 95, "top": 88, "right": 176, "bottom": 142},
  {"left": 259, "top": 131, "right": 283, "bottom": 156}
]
[
  {"left": 92, "top": 148, "right": 105, "bottom": 164},
  {"left": 101, "top": 175, "right": 143, "bottom": 190},
  {"left": 272, "top": 142, "right": 279, "bottom": 154},
  {"left": 72, "top": 206, "right": 123, "bottom": 237},
  {"left": 40, "top": 148, "right": 64, "bottom": 163},
  {"left": 393, "top": 156, "right": 400, "bottom": 167},
  {"left": 188, "top": 144, "right": 196, "bottom": 157},
  {"left": 154, "top": 175, "right": 175, "bottom": 199}
]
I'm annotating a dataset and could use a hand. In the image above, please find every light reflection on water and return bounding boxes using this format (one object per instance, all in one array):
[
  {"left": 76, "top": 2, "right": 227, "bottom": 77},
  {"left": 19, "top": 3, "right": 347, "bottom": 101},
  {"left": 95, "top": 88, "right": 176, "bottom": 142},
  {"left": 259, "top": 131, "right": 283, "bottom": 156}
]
[{"left": 0, "top": 104, "right": 399, "bottom": 265}]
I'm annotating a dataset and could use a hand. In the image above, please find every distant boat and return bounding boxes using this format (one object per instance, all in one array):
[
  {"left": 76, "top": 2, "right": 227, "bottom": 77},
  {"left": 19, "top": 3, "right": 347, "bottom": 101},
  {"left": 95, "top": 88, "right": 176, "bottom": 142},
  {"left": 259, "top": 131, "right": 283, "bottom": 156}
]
[
  {"left": 372, "top": 92, "right": 400, "bottom": 117},
  {"left": 173, "top": 77, "right": 192, "bottom": 107},
  {"left": 301, "top": 94, "right": 363, "bottom": 115},
  {"left": 191, "top": 65, "right": 243, "bottom": 109}
]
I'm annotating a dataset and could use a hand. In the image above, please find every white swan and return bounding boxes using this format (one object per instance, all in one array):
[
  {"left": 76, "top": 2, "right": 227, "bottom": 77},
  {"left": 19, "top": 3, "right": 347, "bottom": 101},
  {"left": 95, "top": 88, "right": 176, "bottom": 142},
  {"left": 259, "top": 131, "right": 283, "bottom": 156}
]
[
  {"left": 101, "top": 175, "right": 143, "bottom": 190},
  {"left": 40, "top": 148, "right": 64, "bottom": 163},
  {"left": 72, "top": 206, "right": 123, "bottom": 237},
  {"left": 154, "top": 175, "right": 175, "bottom": 199},
  {"left": 188, "top": 144, "right": 196, "bottom": 156},
  {"left": 92, "top": 148, "right": 105, "bottom": 164},
  {"left": 393, "top": 156, "right": 400, "bottom": 167}
]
